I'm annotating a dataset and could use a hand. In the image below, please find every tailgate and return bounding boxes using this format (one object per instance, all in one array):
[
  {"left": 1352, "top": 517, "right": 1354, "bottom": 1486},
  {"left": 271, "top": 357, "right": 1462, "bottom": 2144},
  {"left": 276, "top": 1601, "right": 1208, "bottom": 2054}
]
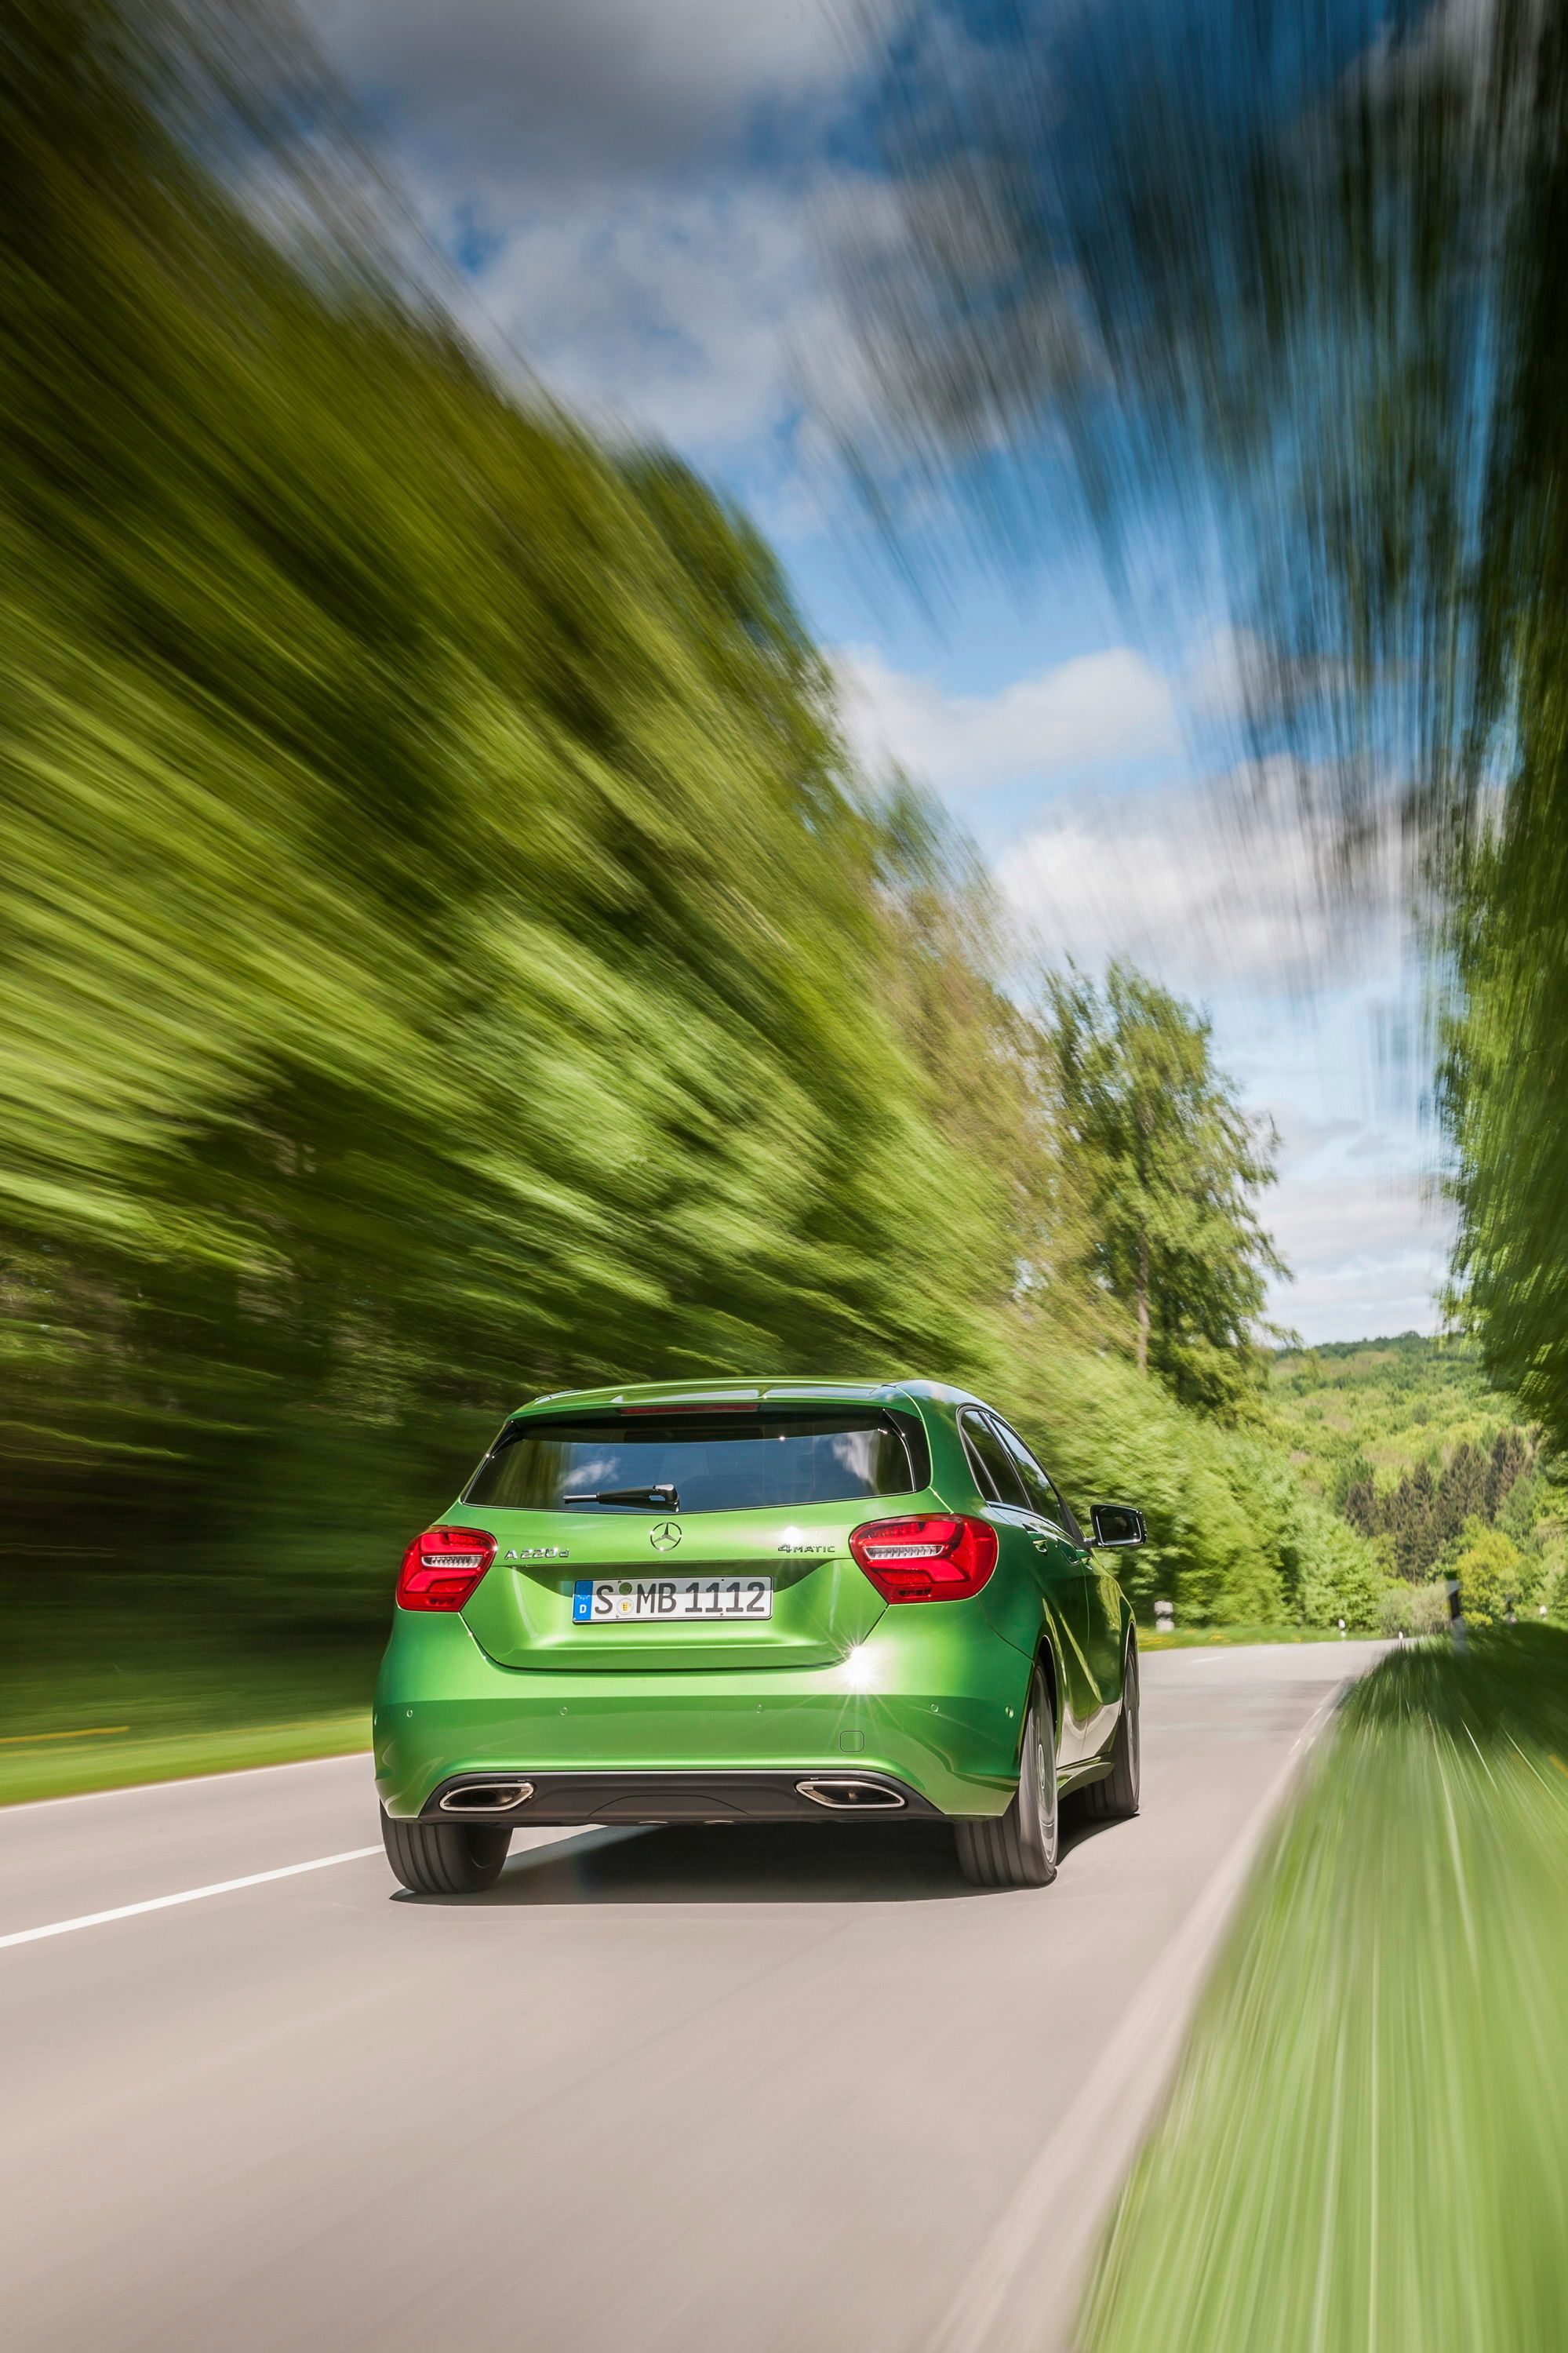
[{"left": 460, "top": 1504, "right": 886, "bottom": 1671}]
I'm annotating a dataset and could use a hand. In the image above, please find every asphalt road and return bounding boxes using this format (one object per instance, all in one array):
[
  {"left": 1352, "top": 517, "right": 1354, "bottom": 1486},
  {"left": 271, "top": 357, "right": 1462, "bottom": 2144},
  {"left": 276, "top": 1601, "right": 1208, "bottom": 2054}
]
[{"left": 1, "top": 1642, "right": 1386, "bottom": 2353}]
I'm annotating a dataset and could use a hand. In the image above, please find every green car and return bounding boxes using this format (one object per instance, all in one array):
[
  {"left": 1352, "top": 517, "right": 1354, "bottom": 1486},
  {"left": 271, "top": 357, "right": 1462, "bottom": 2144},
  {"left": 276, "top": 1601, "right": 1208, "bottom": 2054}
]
[{"left": 375, "top": 1380, "right": 1145, "bottom": 1894}]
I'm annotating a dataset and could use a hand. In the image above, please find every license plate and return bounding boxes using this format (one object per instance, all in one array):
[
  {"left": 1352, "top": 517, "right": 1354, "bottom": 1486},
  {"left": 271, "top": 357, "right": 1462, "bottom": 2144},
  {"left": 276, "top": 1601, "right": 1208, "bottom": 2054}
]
[{"left": 572, "top": 1576, "right": 773, "bottom": 1624}]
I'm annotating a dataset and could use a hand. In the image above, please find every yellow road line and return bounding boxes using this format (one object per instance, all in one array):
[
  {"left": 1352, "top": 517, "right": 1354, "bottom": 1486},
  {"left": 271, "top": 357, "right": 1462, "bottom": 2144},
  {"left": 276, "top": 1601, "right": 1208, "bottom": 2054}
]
[{"left": 0, "top": 1726, "right": 131, "bottom": 1747}]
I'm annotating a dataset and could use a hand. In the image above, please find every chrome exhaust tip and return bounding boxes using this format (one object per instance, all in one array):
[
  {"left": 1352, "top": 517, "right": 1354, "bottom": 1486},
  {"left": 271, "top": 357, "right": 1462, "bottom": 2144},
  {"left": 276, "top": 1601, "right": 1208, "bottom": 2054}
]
[
  {"left": 438, "top": 1781, "right": 534, "bottom": 1813},
  {"left": 795, "top": 1778, "right": 905, "bottom": 1812}
]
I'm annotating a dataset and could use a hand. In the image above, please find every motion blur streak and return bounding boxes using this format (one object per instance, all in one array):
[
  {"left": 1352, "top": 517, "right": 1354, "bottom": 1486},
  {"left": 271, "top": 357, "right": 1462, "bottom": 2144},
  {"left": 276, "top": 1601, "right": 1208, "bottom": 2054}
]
[
  {"left": 0, "top": 0, "right": 1013, "bottom": 1710},
  {"left": 1077, "top": 1633, "right": 1568, "bottom": 2353},
  {"left": 832, "top": 0, "right": 1568, "bottom": 1441},
  {"left": 1, "top": 0, "right": 1388, "bottom": 1770}
]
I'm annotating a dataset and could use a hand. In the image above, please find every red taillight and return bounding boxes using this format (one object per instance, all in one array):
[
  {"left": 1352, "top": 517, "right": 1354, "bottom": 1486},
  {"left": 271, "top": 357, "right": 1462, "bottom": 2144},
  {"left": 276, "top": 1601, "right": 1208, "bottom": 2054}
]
[
  {"left": 396, "top": 1526, "right": 497, "bottom": 1612},
  {"left": 848, "top": 1515, "right": 998, "bottom": 1602}
]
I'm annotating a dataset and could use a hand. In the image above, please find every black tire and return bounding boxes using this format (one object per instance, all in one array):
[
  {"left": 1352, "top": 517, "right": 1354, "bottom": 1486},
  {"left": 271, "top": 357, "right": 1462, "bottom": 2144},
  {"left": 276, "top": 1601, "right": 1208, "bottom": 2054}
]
[
  {"left": 380, "top": 1807, "right": 511, "bottom": 1895},
  {"left": 1074, "top": 1637, "right": 1141, "bottom": 1823},
  {"left": 955, "top": 1673, "right": 1059, "bottom": 1889}
]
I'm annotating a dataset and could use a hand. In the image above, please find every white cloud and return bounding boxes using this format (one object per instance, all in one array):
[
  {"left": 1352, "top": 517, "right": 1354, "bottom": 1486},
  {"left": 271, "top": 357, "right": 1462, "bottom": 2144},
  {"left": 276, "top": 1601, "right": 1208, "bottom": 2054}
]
[
  {"left": 1265, "top": 1174, "right": 1454, "bottom": 1344},
  {"left": 1268, "top": 1173, "right": 1450, "bottom": 1272},
  {"left": 995, "top": 760, "right": 1406, "bottom": 991},
  {"left": 307, "top": 0, "right": 893, "bottom": 464},
  {"left": 311, "top": 0, "right": 878, "bottom": 185},
  {"left": 1271, "top": 1250, "right": 1451, "bottom": 1344},
  {"left": 441, "top": 178, "right": 853, "bottom": 453},
  {"left": 835, "top": 643, "right": 1177, "bottom": 789},
  {"left": 1255, "top": 1095, "right": 1453, "bottom": 1344},
  {"left": 1272, "top": 1109, "right": 1363, "bottom": 1165}
]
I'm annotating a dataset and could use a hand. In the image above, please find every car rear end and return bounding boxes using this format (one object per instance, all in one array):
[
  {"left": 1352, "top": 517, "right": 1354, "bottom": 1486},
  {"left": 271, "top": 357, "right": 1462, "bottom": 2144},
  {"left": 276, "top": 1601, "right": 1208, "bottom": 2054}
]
[{"left": 373, "top": 1381, "right": 1031, "bottom": 1835}]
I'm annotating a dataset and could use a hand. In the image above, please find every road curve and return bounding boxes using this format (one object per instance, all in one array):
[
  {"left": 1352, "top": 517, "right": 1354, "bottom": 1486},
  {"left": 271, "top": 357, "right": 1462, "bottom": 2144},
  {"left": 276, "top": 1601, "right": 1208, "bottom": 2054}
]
[{"left": 1, "top": 1642, "right": 1386, "bottom": 2353}]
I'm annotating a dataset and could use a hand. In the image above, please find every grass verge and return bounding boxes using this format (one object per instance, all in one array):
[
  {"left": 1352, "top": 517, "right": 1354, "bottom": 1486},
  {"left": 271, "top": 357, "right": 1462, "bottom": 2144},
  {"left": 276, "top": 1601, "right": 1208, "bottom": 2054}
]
[
  {"left": 0, "top": 1712, "right": 370, "bottom": 1806},
  {"left": 0, "top": 1635, "right": 377, "bottom": 1806},
  {"left": 1077, "top": 1629, "right": 1568, "bottom": 2353}
]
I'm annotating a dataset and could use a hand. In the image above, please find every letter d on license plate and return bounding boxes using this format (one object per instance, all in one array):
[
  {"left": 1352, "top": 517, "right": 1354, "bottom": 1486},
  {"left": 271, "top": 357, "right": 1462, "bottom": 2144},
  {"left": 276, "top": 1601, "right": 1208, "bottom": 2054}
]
[{"left": 572, "top": 1577, "right": 773, "bottom": 1623}]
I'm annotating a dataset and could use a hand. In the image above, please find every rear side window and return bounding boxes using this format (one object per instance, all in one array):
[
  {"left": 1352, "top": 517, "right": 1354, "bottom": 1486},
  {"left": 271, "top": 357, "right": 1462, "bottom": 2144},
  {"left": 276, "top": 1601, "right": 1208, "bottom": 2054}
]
[
  {"left": 464, "top": 1410, "right": 928, "bottom": 1514},
  {"left": 959, "top": 1409, "right": 1028, "bottom": 1509},
  {"left": 994, "top": 1420, "right": 1080, "bottom": 1538}
]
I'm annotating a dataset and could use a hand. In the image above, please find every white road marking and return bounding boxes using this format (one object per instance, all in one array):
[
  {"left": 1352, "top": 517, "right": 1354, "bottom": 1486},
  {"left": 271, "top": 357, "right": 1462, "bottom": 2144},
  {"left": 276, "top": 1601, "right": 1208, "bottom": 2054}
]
[
  {"left": 0, "top": 1847, "right": 383, "bottom": 1951},
  {"left": 0, "top": 1823, "right": 628, "bottom": 1951}
]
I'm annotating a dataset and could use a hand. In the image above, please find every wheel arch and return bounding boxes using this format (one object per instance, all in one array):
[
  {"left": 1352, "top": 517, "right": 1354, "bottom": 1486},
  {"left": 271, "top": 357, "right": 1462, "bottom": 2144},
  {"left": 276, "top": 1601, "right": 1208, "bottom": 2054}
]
[{"left": 1031, "top": 1631, "right": 1062, "bottom": 1748}]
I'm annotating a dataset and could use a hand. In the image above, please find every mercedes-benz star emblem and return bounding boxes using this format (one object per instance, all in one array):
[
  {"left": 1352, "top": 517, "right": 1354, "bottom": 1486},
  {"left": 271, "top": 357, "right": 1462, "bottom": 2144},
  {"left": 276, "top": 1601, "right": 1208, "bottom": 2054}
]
[{"left": 649, "top": 1521, "right": 682, "bottom": 1551}]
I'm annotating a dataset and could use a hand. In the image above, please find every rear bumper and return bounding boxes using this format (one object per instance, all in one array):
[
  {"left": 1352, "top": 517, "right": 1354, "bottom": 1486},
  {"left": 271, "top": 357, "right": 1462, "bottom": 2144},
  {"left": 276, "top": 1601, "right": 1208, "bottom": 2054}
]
[
  {"left": 373, "top": 1610, "right": 1030, "bottom": 1820},
  {"left": 423, "top": 1768, "right": 943, "bottom": 1824}
]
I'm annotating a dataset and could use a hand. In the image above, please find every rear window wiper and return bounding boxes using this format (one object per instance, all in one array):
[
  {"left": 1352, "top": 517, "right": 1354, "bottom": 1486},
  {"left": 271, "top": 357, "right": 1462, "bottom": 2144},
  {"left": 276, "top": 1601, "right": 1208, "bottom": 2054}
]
[{"left": 560, "top": 1484, "right": 680, "bottom": 1511}]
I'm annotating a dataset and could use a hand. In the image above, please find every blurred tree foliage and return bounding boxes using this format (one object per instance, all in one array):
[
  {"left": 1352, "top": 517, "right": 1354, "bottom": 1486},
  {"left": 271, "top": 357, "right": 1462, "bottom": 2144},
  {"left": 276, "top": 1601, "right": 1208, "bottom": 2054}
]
[
  {"left": 835, "top": 0, "right": 1568, "bottom": 1461},
  {"left": 1003, "top": 1340, "right": 1388, "bottom": 1631},
  {"left": 0, "top": 0, "right": 1024, "bottom": 1640},
  {"left": 1449, "top": 1528, "right": 1530, "bottom": 1631},
  {"left": 0, "top": 0, "right": 1374, "bottom": 1700}
]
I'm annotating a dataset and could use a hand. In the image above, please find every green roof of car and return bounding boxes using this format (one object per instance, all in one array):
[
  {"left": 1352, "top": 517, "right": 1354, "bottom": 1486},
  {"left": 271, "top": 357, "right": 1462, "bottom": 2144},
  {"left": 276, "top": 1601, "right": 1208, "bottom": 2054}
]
[{"left": 511, "top": 1377, "right": 973, "bottom": 1413}]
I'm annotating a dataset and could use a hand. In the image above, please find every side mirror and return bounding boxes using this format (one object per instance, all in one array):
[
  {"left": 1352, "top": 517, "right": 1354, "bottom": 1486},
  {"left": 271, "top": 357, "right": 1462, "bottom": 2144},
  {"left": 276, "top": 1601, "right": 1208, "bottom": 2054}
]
[{"left": 1090, "top": 1503, "right": 1146, "bottom": 1549}]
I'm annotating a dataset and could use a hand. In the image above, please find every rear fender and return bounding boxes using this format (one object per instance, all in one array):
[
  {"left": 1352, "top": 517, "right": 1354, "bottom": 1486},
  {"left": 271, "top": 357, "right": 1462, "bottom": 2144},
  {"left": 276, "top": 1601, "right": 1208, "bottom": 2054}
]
[{"left": 1032, "top": 1637, "right": 1062, "bottom": 1755}]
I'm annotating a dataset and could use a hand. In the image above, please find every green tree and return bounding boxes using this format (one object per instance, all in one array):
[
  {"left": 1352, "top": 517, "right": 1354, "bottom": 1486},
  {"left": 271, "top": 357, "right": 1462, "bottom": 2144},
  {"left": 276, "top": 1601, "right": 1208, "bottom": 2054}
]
[
  {"left": 1040, "top": 964, "right": 1286, "bottom": 1418},
  {"left": 1342, "top": 1473, "right": 1382, "bottom": 1542},
  {"left": 1453, "top": 1526, "right": 1533, "bottom": 1631},
  {"left": 1433, "top": 1442, "right": 1487, "bottom": 1550},
  {"left": 1333, "top": 1450, "right": 1377, "bottom": 1517},
  {"left": 1386, "top": 1463, "right": 1439, "bottom": 1584},
  {"left": 1485, "top": 1427, "right": 1532, "bottom": 1520}
]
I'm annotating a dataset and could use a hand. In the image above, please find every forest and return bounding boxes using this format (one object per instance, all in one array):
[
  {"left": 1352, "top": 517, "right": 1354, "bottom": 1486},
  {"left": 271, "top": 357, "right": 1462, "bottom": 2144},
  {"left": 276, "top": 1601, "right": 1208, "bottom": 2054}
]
[
  {"left": 1269, "top": 1337, "right": 1561, "bottom": 1631},
  {"left": 0, "top": 0, "right": 1416, "bottom": 1766}
]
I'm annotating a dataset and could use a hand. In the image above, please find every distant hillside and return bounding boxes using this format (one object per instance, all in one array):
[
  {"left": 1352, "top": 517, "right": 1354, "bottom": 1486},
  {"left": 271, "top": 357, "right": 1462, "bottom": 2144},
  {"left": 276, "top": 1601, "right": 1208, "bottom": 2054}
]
[
  {"left": 1271, "top": 1334, "right": 1522, "bottom": 1487},
  {"left": 1269, "top": 1336, "right": 1565, "bottom": 1617}
]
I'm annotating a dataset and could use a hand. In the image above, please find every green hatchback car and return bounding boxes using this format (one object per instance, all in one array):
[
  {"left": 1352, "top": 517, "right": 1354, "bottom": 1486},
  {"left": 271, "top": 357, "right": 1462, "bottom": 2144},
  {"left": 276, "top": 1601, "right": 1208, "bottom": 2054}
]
[{"left": 375, "top": 1380, "right": 1145, "bottom": 1893}]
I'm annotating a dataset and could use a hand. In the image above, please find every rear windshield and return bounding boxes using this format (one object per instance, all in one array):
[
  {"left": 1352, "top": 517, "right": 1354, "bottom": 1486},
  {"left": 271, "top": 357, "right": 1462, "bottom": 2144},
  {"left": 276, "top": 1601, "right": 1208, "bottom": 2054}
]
[{"left": 463, "top": 1410, "right": 927, "bottom": 1514}]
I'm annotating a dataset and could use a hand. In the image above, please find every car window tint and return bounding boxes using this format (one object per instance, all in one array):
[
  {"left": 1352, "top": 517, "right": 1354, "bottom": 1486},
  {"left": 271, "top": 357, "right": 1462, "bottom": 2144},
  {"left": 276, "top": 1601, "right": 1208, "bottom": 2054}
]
[
  {"left": 959, "top": 1409, "right": 1028, "bottom": 1509},
  {"left": 1050, "top": 1482, "right": 1087, "bottom": 1546},
  {"left": 992, "top": 1420, "right": 1063, "bottom": 1521},
  {"left": 993, "top": 1420, "right": 1082, "bottom": 1537},
  {"left": 464, "top": 1411, "right": 924, "bottom": 1513}
]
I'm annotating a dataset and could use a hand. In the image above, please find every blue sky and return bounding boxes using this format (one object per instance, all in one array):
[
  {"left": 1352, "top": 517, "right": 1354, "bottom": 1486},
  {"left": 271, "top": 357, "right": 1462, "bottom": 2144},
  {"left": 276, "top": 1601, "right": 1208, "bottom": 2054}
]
[{"left": 311, "top": 0, "right": 1450, "bottom": 1344}]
